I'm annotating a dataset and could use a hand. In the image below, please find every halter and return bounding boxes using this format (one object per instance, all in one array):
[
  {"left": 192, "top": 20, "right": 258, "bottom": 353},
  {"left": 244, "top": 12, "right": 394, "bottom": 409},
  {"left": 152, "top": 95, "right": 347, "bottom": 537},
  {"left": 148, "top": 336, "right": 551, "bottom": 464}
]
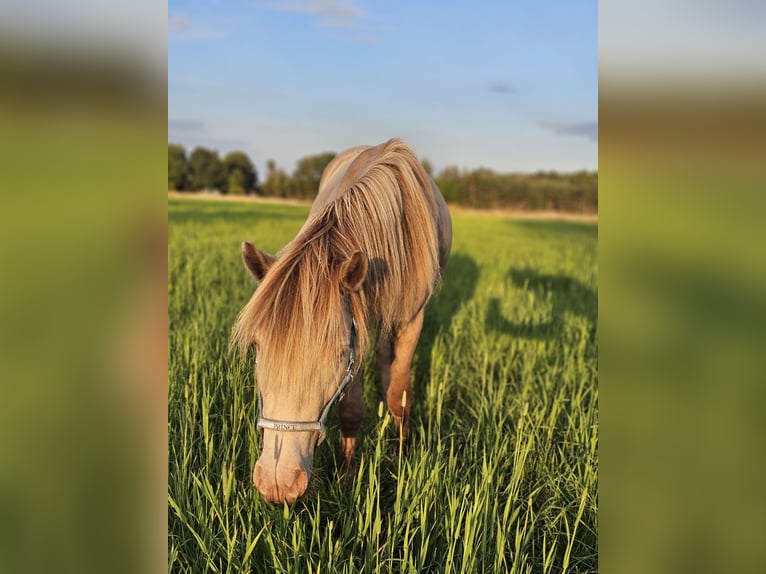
[{"left": 256, "top": 318, "right": 358, "bottom": 446}]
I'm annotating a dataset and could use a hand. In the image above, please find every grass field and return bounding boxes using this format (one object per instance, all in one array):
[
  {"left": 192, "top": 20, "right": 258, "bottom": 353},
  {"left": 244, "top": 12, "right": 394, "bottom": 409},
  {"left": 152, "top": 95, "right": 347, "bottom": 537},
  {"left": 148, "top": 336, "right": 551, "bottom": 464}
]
[{"left": 168, "top": 197, "right": 598, "bottom": 573}]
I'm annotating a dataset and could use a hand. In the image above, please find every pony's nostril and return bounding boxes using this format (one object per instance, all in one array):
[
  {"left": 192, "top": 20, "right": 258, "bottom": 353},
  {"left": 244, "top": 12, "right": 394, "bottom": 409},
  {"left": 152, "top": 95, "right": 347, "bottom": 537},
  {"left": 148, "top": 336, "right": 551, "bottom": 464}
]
[
  {"left": 280, "top": 470, "right": 308, "bottom": 503},
  {"left": 293, "top": 469, "right": 308, "bottom": 494}
]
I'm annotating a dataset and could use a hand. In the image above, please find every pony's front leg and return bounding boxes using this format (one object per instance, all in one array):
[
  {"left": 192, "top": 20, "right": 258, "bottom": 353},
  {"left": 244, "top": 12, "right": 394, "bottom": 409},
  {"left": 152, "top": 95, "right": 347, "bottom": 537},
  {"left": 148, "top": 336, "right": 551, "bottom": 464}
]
[
  {"left": 386, "top": 310, "right": 424, "bottom": 444},
  {"left": 337, "top": 375, "right": 365, "bottom": 478}
]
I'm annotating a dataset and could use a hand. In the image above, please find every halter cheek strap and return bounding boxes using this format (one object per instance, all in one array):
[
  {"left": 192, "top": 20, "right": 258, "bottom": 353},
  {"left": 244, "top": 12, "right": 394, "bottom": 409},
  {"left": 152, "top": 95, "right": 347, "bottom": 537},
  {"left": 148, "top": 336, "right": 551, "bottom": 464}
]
[{"left": 256, "top": 318, "right": 357, "bottom": 446}]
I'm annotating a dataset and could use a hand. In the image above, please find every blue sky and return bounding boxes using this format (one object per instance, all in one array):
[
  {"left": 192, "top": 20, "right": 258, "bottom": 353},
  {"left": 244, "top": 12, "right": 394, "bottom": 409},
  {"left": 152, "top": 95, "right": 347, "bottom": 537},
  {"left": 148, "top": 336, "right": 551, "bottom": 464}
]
[{"left": 169, "top": 1, "right": 597, "bottom": 175}]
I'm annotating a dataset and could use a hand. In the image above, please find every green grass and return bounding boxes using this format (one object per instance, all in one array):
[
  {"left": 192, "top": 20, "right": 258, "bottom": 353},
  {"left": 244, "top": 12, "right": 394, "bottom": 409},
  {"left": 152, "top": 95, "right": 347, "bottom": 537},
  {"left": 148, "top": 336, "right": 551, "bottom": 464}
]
[{"left": 168, "top": 197, "right": 598, "bottom": 573}]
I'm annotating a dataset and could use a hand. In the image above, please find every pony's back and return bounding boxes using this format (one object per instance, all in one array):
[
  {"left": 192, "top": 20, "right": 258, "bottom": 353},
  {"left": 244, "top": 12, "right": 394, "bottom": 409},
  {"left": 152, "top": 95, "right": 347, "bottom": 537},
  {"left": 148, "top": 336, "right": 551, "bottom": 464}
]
[{"left": 308, "top": 138, "right": 446, "bottom": 334}]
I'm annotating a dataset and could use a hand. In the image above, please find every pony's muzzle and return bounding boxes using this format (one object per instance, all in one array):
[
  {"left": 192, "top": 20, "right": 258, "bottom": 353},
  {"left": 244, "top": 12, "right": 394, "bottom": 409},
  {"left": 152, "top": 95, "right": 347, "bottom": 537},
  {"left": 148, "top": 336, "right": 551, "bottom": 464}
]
[{"left": 252, "top": 462, "right": 309, "bottom": 504}]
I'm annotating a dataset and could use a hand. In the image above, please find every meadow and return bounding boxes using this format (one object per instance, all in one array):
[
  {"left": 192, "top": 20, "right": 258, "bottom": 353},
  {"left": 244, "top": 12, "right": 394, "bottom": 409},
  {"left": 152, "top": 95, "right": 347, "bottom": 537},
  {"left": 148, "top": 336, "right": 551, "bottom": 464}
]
[{"left": 168, "top": 197, "right": 598, "bottom": 573}]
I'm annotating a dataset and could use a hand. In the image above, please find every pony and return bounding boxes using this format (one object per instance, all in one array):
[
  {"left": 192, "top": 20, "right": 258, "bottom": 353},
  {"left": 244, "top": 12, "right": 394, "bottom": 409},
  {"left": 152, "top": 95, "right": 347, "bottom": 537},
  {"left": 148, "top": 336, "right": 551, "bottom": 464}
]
[{"left": 231, "top": 139, "right": 452, "bottom": 503}]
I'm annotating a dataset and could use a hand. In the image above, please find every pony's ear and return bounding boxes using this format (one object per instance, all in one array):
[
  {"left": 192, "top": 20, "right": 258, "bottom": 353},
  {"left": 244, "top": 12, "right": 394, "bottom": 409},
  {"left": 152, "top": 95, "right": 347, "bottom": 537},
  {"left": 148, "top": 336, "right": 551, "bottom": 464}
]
[
  {"left": 241, "top": 241, "right": 275, "bottom": 281},
  {"left": 339, "top": 251, "right": 367, "bottom": 292}
]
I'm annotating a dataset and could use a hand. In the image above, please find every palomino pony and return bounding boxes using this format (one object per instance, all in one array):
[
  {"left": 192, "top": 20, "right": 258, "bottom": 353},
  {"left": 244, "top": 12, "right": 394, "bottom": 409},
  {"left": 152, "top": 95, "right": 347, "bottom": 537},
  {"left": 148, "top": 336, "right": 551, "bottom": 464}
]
[{"left": 231, "top": 139, "right": 452, "bottom": 503}]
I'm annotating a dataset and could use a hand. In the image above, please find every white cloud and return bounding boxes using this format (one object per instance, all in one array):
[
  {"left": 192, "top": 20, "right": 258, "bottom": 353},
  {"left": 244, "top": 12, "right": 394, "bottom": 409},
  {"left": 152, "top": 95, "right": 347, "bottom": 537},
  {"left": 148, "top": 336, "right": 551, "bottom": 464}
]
[
  {"left": 168, "top": 120, "right": 206, "bottom": 134},
  {"left": 168, "top": 119, "right": 250, "bottom": 153},
  {"left": 272, "top": 0, "right": 366, "bottom": 29},
  {"left": 539, "top": 121, "right": 598, "bottom": 142},
  {"left": 168, "top": 12, "right": 225, "bottom": 41},
  {"left": 169, "top": 13, "right": 191, "bottom": 33},
  {"left": 490, "top": 82, "right": 515, "bottom": 95}
]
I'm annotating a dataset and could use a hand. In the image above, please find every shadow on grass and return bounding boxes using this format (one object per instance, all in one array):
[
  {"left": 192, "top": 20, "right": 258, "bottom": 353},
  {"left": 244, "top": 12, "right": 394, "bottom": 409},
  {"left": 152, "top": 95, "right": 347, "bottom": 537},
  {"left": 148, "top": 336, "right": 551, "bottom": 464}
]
[
  {"left": 424, "top": 252, "right": 480, "bottom": 339},
  {"left": 486, "top": 267, "right": 597, "bottom": 340},
  {"left": 413, "top": 252, "right": 480, "bottom": 409}
]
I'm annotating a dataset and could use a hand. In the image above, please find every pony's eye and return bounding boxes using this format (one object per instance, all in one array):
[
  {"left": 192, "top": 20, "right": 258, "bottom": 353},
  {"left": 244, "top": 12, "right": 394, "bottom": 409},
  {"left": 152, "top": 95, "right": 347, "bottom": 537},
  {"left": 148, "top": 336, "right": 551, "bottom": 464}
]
[{"left": 338, "top": 346, "right": 353, "bottom": 361}]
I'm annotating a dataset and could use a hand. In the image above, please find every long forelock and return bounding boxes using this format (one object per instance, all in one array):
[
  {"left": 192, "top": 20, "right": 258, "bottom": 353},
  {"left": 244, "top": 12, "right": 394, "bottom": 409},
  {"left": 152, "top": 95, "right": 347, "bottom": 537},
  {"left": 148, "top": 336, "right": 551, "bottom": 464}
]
[{"left": 232, "top": 228, "right": 352, "bottom": 401}]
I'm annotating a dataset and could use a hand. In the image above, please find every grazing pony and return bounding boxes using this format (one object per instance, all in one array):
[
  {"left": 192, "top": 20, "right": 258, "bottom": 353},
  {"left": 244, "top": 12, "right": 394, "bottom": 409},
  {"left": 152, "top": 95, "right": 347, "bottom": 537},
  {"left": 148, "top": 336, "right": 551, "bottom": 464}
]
[{"left": 231, "top": 139, "right": 452, "bottom": 503}]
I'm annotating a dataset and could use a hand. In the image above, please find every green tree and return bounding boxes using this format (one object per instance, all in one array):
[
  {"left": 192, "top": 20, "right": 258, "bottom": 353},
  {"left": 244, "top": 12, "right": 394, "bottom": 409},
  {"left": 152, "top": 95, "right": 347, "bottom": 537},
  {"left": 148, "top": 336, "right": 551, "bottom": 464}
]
[
  {"left": 292, "top": 151, "right": 336, "bottom": 200},
  {"left": 261, "top": 159, "right": 277, "bottom": 197},
  {"left": 435, "top": 165, "right": 462, "bottom": 204},
  {"left": 188, "top": 147, "right": 225, "bottom": 192},
  {"left": 168, "top": 143, "right": 188, "bottom": 190},
  {"left": 223, "top": 151, "right": 257, "bottom": 195},
  {"left": 261, "top": 159, "right": 293, "bottom": 198}
]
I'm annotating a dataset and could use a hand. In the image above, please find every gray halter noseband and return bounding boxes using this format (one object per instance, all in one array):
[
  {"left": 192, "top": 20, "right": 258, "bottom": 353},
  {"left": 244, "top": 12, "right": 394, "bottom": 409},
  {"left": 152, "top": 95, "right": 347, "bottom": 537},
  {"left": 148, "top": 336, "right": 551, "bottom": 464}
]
[{"left": 256, "top": 318, "right": 358, "bottom": 446}]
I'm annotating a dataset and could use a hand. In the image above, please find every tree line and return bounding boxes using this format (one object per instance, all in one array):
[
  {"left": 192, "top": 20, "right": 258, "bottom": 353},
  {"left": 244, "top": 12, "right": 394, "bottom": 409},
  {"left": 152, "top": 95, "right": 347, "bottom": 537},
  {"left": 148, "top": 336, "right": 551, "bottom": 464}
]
[
  {"left": 435, "top": 166, "right": 597, "bottom": 212},
  {"left": 168, "top": 143, "right": 597, "bottom": 212},
  {"left": 168, "top": 144, "right": 257, "bottom": 195}
]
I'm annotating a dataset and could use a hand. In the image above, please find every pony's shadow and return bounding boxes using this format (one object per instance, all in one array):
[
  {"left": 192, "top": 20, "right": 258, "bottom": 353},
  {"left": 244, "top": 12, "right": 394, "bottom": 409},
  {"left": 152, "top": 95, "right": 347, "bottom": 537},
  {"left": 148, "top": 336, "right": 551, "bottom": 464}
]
[
  {"left": 414, "top": 253, "right": 480, "bottom": 395},
  {"left": 486, "top": 268, "right": 597, "bottom": 340}
]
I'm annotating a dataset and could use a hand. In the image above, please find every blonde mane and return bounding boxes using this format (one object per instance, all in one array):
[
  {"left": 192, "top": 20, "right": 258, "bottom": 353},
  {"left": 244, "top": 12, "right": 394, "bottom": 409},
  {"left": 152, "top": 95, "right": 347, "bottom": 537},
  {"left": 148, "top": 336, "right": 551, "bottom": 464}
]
[{"left": 231, "top": 139, "right": 442, "bottom": 399}]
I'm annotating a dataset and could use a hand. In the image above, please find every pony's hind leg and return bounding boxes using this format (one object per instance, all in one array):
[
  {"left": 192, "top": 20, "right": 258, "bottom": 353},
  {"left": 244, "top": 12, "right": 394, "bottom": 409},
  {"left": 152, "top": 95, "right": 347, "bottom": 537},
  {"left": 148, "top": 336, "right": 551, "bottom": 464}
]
[
  {"left": 337, "top": 375, "right": 365, "bottom": 478},
  {"left": 385, "top": 310, "right": 425, "bottom": 444}
]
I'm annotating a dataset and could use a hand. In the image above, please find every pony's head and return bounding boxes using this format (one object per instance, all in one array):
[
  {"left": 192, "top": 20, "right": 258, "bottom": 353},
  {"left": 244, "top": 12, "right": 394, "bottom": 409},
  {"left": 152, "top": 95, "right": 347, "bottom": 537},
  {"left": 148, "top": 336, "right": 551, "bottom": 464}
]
[{"left": 232, "top": 239, "right": 367, "bottom": 504}]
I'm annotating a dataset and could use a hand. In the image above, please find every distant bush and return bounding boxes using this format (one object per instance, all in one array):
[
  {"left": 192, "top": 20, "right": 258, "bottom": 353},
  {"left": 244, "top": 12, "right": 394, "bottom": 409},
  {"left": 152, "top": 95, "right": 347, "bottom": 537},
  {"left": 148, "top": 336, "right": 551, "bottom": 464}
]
[
  {"left": 168, "top": 143, "right": 188, "bottom": 191},
  {"left": 169, "top": 144, "right": 258, "bottom": 194},
  {"left": 435, "top": 166, "right": 597, "bottom": 213}
]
